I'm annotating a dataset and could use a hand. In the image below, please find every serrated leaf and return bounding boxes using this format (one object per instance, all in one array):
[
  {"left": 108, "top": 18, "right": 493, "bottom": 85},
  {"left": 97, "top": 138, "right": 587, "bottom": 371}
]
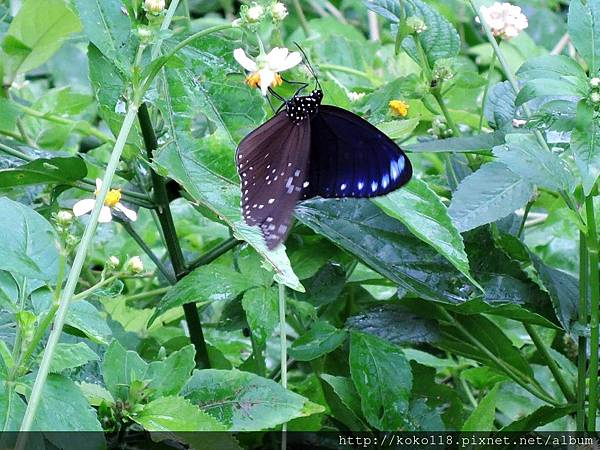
[
  {"left": 373, "top": 177, "right": 479, "bottom": 288},
  {"left": 568, "top": 0, "right": 600, "bottom": 74},
  {"left": 571, "top": 100, "right": 600, "bottom": 195},
  {"left": 515, "top": 78, "right": 584, "bottom": 106},
  {"left": 448, "top": 162, "right": 534, "bottom": 232},
  {"left": 493, "top": 133, "right": 576, "bottom": 192},
  {"left": 363, "top": 0, "right": 402, "bottom": 23},
  {"left": 517, "top": 55, "right": 588, "bottom": 83},
  {"left": 484, "top": 81, "right": 516, "bottom": 131}
]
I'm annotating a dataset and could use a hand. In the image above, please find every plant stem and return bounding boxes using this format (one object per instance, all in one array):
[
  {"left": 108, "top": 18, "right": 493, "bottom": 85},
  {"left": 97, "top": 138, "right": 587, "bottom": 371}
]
[
  {"left": 578, "top": 229, "right": 589, "bottom": 431},
  {"left": 432, "top": 90, "right": 460, "bottom": 137},
  {"left": 0, "top": 141, "right": 33, "bottom": 161},
  {"left": 118, "top": 219, "right": 177, "bottom": 284},
  {"left": 138, "top": 102, "right": 209, "bottom": 368},
  {"left": 17, "top": 103, "right": 140, "bottom": 440},
  {"left": 517, "top": 200, "right": 534, "bottom": 238},
  {"left": 586, "top": 195, "right": 599, "bottom": 430},
  {"left": 524, "top": 323, "right": 575, "bottom": 402},
  {"left": 478, "top": 50, "right": 496, "bottom": 132},
  {"left": 292, "top": 0, "right": 310, "bottom": 36},
  {"left": 318, "top": 64, "right": 375, "bottom": 83},
  {"left": 187, "top": 238, "right": 240, "bottom": 271},
  {"left": 120, "top": 286, "right": 170, "bottom": 303},
  {"left": 279, "top": 282, "right": 288, "bottom": 448}
]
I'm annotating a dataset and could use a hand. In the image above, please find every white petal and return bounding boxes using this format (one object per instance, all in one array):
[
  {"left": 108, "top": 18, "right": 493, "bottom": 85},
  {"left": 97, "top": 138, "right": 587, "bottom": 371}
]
[
  {"left": 233, "top": 48, "right": 257, "bottom": 72},
  {"left": 115, "top": 203, "right": 138, "bottom": 222},
  {"left": 258, "top": 69, "right": 275, "bottom": 96},
  {"left": 95, "top": 178, "right": 102, "bottom": 191},
  {"left": 98, "top": 206, "right": 113, "bottom": 223},
  {"left": 276, "top": 51, "right": 302, "bottom": 72},
  {"left": 266, "top": 47, "right": 289, "bottom": 70},
  {"left": 72, "top": 198, "right": 96, "bottom": 217}
]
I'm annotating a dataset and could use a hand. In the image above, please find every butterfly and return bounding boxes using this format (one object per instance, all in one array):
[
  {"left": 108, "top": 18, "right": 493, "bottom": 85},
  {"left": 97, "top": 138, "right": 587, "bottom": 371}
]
[{"left": 235, "top": 70, "right": 412, "bottom": 250}]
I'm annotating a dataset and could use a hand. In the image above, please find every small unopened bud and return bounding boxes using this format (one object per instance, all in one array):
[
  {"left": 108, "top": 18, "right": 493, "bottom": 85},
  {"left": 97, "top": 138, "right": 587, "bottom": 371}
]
[
  {"left": 107, "top": 256, "right": 120, "bottom": 269},
  {"left": 144, "top": 0, "right": 165, "bottom": 14},
  {"left": 406, "top": 16, "right": 427, "bottom": 34},
  {"left": 126, "top": 256, "right": 144, "bottom": 274},
  {"left": 271, "top": 2, "right": 288, "bottom": 21},
  {"left": 591, "top": 92, "right": 600, "bottom": 103},
  {"left": 137, "top": 27, "right": 152, "bottom": 42},
  {"left": 56, "top": 210, "right": 73, "bottom": 225},
  {"left": 591, "top": 77, "right": 600, "bottom": 88},
  {"left": 246, "top": 3, "right": 264, "bottom": 22},
  {"left": 347, "top": 91, "right": 365, "bottom": 102}
]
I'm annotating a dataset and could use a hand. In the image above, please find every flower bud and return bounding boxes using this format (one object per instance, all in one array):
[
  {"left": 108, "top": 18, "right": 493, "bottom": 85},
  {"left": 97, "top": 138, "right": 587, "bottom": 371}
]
[
  {"left": 126, "top": 256, "right": 144, "bottom": 274},
  {"left": 406, "top": 16, "right": 427, "bottom": 34},
  {"left": 591, "top": 92, "right": 600, "bottom": 103},
  {"left": 145, "top": 0, "right": 165, "bottom": 14},
  {"left": 347, "top": 91, "right": 365, "bottom": 102},
  {"left": 246, "top": 3, "right": 265, "bottom": 22},
  {"left": 137, "top": 27, "right": 152, "bottom": 42},
  {"left": 591, "top": 77, "right": 600, "bottom": 88},
  {"left": 56, "top": 210, "right": 73, "bottom": 226},
  {"left": 271, "top": 2, "right": 288, "bottom": 21},
  {"left": 107, "top": 256, "right": 120, "bottom": 269}
]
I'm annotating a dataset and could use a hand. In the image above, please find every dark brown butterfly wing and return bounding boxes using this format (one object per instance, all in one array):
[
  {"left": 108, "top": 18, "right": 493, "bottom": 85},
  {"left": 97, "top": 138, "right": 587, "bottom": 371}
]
[{"left": 236, "top": 111, "right": 311, "bottom": 249}]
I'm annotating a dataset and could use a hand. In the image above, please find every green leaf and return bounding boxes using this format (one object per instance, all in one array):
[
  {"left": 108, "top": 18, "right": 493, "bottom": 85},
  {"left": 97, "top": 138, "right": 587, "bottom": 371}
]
[
  {"left": 0, "top": 197, "right": 59, "bottom": 281},
  {"left": 320, "top": 374, "right": 369, "bottom": 430},
  {"left": 73, "top": 0, "right": 136, "bottom": 74},
  {"left": 65, "top": 300, "right": 112, "bottom": 344},
  {"left": 493, "top": 133, "right": 576, "bottom": 192},
  {"left": 406, "top": 131, "right": 505, "bottom": 153},
  {"left": 502, "top": 404, "right": 576, "bottom": 431},
  {"left": 448, "top": 162, "right": 534, "bottom": 232},
  {"left": 568, "top": 0, "right": 600, "bottom": 74},
  {"left": 0, "top": 0, "right": 81, "bottom": 80},
  {"left": 156, "top": 37, "right": 302, "bottom": 292},
  {"left": 0, "top": 157, "right": 87, "bottom": 187},
  {"left": 349, "top": 332, "right": 412, "bottom": 430},
  {"left": 296, "top": 198, "right": 475, "bottom": 304},
  {"left": 289, "top": 321, "right": 347, "bottom": 361},
  {"left": 0, "top": 271, "right": 18, "bottom": 313},
  {"left": 461, "top": 385, "right": 499, "bottom": 432},
  {"left": 182, "top": 369, "right": 324, "bottom": 431},
  {"left": 401, "top": 0, "right": 460, "bottom": 66},
  {"left": 132, "top": 396, "right": 227, "bottom": 432},
  {"left": 102, "top": 340, "right": 147, "bottom": 400},
  {"left": 517, "top": 55, "right": 588, "bottom": 83},
  {"left": 484, "top": 81, "right": 516, "bottom": 131},
  {"left": 241, "top": 287, "right": 278, "bottom": 347},
  {"left": 363, "top": 0, "right": 402, "bottom": 23},
  {"left": 149, "top": 263, "right": 255, "bottom": 325},
  {"left": 376, "top": 119, "right": 419, "bottom": 140},
  {"left": 515, "top": 79, "right": 584, "bottom": 106},
  {"left": 571, "top": 100, "right": 600, "bottom": 195},
  {"left": 373, "top": 177, "right": 479, "bottom": 288},
  {"left": 0, "top": 380, "right": 26, "bottom": 431},
  {"left": 41, "top": 342, "right": 99, "bottom": 373},
  {"left": 146, "top": 345, "right": 196, "bottom": 397}
]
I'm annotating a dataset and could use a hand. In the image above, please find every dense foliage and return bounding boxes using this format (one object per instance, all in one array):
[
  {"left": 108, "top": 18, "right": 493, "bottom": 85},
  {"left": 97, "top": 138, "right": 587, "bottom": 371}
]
[{"left": 0, "top": 0, "right": 599, "bottom": 445}]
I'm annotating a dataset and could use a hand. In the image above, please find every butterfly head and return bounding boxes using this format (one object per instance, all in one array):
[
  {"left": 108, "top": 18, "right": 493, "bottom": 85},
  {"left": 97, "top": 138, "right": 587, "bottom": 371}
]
[{"left": 285, "top": 89, "right": 323, "bottom": 125}]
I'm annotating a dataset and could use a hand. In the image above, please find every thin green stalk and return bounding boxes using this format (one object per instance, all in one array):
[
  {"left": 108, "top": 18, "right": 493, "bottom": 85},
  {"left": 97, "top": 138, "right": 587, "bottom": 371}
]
[
  {"left": 0, "top": 141, "right": 34, "bottom": 161},
  {"left": 118, "top": 219, "right": 177, "bottom": 284},
  {"left": 524, "top": 323, "right": 575, "bottom": 402},
  {"left": 517, "top": 200, "right": 534, "bottom": 238},
  {"left": 432, "top": 90, "right": 460, "bottom": 137},
  {"left": 292, "top": 0, "right": 310, "bottom": 36},
  {"left": 138, "top": 102, "right": 209, "bottom": 368},
  {"left": 478, "top": 50, "right": 496, "bottom": 132},
  {"left": 578, "top": 230, "right": 589, "bottom": 431},
  {"left": 279, "top": 283, "right": 288, "bottom": 448},
  {"left": 17, "top": 103, "right": 139, "bottom": 440},
  {"left": 586, "top": 195, "right": 599, "bottom": 430},
  {"left": 120, "top": 286, "right": 169, "bottom": 303},
  {"left": 187, "top": 238, "right": 240, "bottom": 271},
  {"left": 317, "top": 64, "right": 374, "bottom": 83},
  {"left": 151, "top": 0, "right": 181, "bottom": 59}
]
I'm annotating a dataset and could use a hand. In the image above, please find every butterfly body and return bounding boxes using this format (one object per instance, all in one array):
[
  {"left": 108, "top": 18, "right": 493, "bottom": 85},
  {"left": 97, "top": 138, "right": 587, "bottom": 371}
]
[{"left": 236, "top": 89, "right": 412, "bottom": 249}]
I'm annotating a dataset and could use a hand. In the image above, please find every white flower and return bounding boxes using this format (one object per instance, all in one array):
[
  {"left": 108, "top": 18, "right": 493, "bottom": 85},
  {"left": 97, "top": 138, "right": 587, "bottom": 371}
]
[
  {"left": 591, "top": 92, "right": 600, "bottom": 103},
  {"left": 145, "top": 0, "right": 165, "bottom": 14},
  {"left": 512, "top": 118, "right": 527, "bottom": 127},
  {"left": 271, "top": 2, "right": 288, "bottom": 21},
  {"left": 107, "top": 256, "right": 120, "bottom": 269},
  {"left": 234, "top": 47, "right": 302, "bottom": 95},
  {"left": 476, "top": 2, "right": 528, "bottom": 40},
  {"left": 126, "top": 256, "right": 144, "bottom": 274},
  {"left": 56, "top": 210, "right": 73, "bottom": 225},
  {"left": 247, "top": 3, "right": 265, "bottom": 22},
  {"left": 347, "top": 91, "right": 365, "bottom": 102},
  {"left": 591, "top": 77, "right": 600, "bottom": 88},
  {"left": 73, "top": 178, "right": 137, "bottom": 223}
]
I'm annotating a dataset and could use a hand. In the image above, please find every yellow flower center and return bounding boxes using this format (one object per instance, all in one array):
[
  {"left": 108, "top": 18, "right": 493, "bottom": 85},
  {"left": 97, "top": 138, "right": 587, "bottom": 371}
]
[
  {"left": 389, "top": 100, "right": 409, "bottom": 117},
  {"left": 103, "top": 189, "right": 122, "bottom": 208},
  {"left": 272, "top": 73, "right": 283, "bottom": 88},
  {"left": 245, "top": 72, "right": 283, "bottom": 89}
]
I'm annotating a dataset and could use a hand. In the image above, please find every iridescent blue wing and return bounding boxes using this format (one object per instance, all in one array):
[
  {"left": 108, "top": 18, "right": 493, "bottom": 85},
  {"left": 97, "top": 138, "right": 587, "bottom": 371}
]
[
  {"left": 303, "top": 105, "right": 412, "bottom": 198},
  {"left": 236, "top": 111, "right": 311, "bottom": 249}
]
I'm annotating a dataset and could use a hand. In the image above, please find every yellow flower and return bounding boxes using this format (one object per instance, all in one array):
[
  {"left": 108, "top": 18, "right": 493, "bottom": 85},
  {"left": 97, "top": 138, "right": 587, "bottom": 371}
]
[{"left": 389, "top": 100, "right": 409, "bottom": 117}]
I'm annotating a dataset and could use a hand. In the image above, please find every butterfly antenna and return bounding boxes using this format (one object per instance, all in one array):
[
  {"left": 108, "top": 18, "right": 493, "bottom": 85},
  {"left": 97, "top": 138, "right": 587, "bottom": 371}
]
[{"left": 293, "top": 42, "right": 321, "bottom": 90}]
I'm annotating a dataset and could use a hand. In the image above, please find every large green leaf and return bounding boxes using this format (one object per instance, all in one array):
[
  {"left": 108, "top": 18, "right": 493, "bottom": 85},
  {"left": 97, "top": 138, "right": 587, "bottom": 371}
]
[
  {"left": 373, "top": 178, "right": 478, "bottom": 288},
  {"left": 515, "top": 79, "right": 585, "bottom": 106},
  {"left": 448, "top": 162, "right": 534, "bottom": 232},
  {"left": 568, "top": 0, "right": 600, "bottom": 74},
  {"left": 155, "top": 36, "right": 302, "bottom": 292},
  {"left": 296, "top": 198, "right": 475, "bottom": 304},
  {"left": 571, "top": 101, "right": 600, "bottom": 195},
  {"left": 0, "top": 197, "right": 59, "bottom": 281},
  {"left": 146, "top": 345, "right": 196, "bottom": 397},
  {"left": 182, "top": 369, "right": 324, "bottom": 431},
  {"left": 363, "top": 0, "right": 403, "bottom": 23},
  {"left": 493, "top": 133, "right": 576, "bottom": 192},
  {"left": 289, "top": 321, "right": 347, "bottom": 361},
  {"left": 320, "top": 374, "right": 369, "bottom": 430},
  {"left": 502, "top": 404, "right": 576, "bottom": 431},
  {"left": 149, "top": 263, "right": 255, "bottom": 325},
  {"left": 132, "top": 396, "right": 226, "bottom": 432},
  {"left": 74, "top": 0, "right": 136, "bottom": 74},
  {"left": 41, "top": 342, "right": 99, "bottom": 373},
  {"left": 349, "top": 332, "right": 412, "bottom": 430},
  {"left": 0, "top": 380, "right": 26, "bottom": 431},
  {"left": 462, "top": 385, "right": 499, "bottom": 432},
  {"left": 517, "top": 55, "right": 588, "bottom": 84},
  {"left": 0, "top": 0, "right": 81, "bottom": 80},
  {"left": 0, "top": 157, "right": 87, "bottom": 188},
  {"left": 102, "top": 340, "right": 148, "bottom": 400},
  {"left": 241, "top": 286, "right": 278, "bottom": 347}
]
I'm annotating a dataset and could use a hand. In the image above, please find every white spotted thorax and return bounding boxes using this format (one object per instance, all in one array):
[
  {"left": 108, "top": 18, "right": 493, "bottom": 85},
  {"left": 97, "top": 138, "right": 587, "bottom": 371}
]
[{"left": 285, "top": 89, "right": 323, "bottom": 125}]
